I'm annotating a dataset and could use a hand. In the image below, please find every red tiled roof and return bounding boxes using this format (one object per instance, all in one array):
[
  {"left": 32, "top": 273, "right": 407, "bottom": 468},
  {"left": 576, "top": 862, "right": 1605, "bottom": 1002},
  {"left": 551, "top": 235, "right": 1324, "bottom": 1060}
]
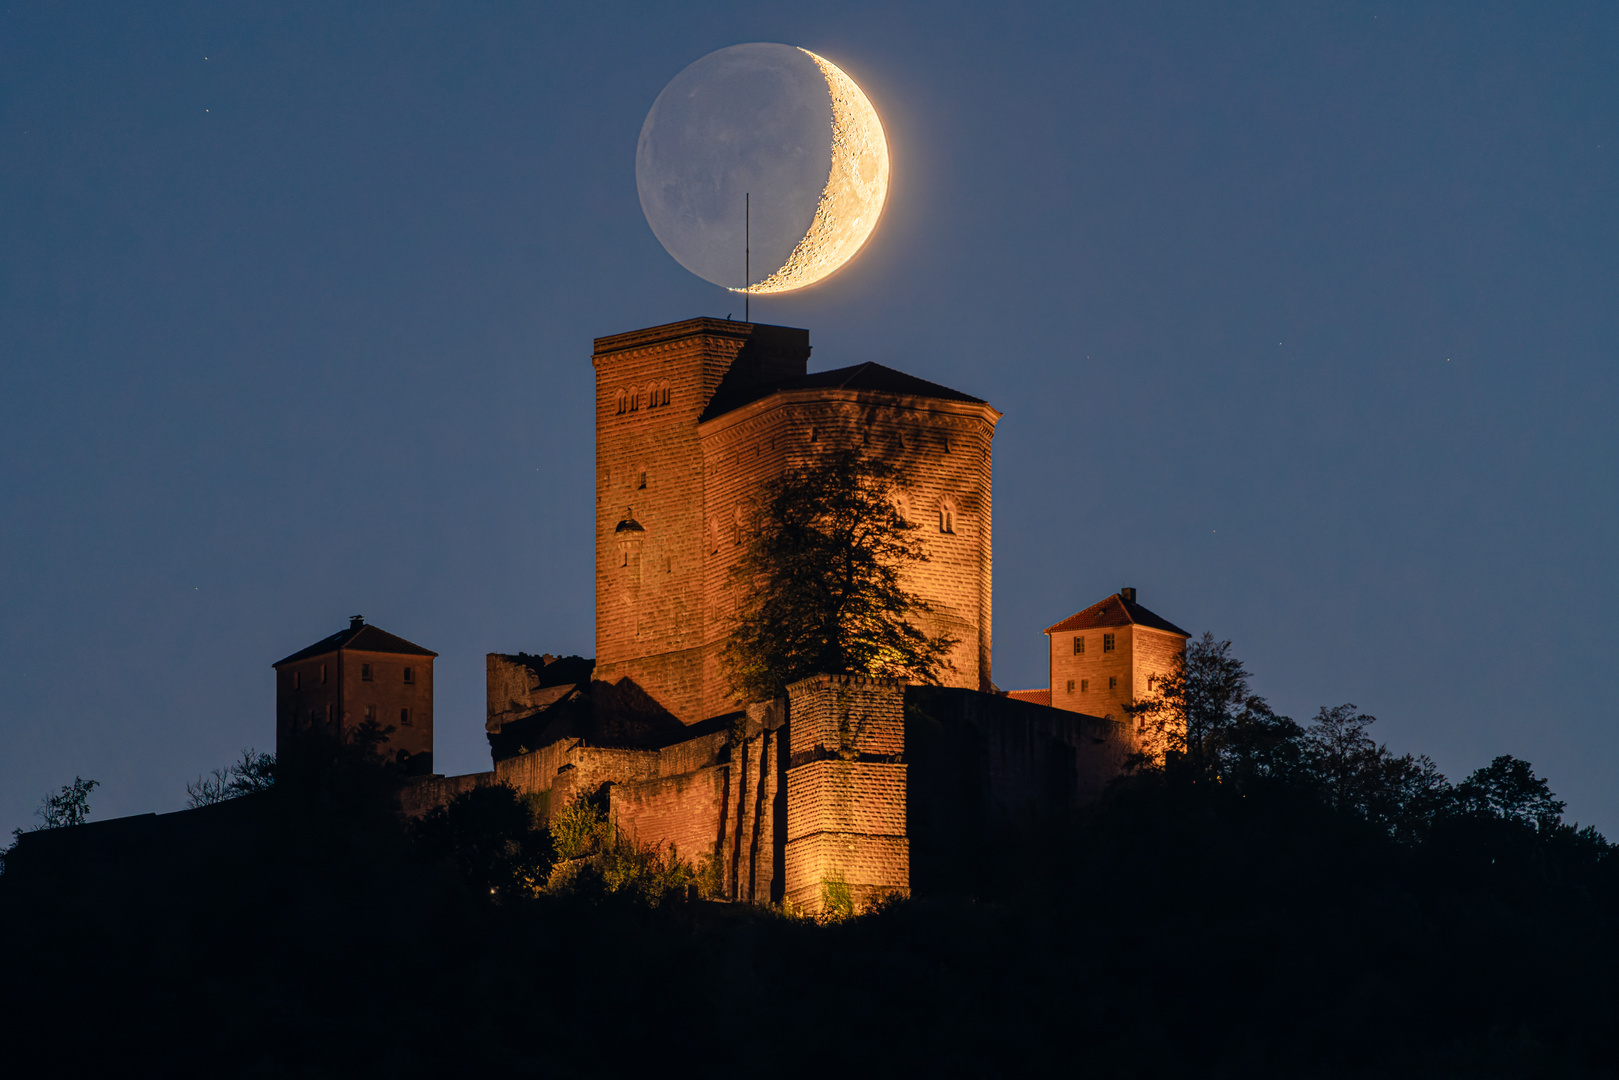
[
  {"left": 1045, "top": 594, "right": 1190, "bottom": 637},
  {"left": 273, "top": 622, "right": 438, "bottom": 667},
  {"left": 1006, "top": 688, "right": 1052, "bottom": 706}
]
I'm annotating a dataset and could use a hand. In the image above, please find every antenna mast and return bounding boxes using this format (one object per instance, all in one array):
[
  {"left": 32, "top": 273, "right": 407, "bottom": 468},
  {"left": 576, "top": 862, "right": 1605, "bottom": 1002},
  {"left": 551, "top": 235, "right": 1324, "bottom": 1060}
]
[{"left": 745, "top": 192, "right": 750, "bottom": 323}]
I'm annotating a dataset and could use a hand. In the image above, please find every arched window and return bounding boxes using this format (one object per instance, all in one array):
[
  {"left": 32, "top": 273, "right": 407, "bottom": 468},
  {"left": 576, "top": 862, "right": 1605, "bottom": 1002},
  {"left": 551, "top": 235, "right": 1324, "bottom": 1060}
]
[
  {"left": 614, "top": 388, "right": 626, "bottom": 415},
  {"left": 658, "top": 380, "right": 671, "bottom": 406},
  {"left": 939, "top": 495, "right": 958, "bottom": 535}
]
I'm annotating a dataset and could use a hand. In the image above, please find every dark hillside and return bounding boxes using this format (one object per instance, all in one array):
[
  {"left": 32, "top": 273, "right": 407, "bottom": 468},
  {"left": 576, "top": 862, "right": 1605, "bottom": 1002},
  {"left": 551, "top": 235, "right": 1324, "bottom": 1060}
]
[{"left": 3, "top": 766, "right": 1615, "bottom": 1078}]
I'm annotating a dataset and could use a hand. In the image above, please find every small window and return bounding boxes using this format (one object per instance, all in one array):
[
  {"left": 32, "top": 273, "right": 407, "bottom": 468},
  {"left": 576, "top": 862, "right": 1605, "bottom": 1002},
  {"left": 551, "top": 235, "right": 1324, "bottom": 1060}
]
[
  {"left": 1102, "top": 633, "right": 1116, "bottom": 653},
  {"left": 939, "top": 496, "right": 958, "bottom": 535},
  {"left": 403, "top": 667, "right": 414, "bottom": 685},
  {"left": 293, "top": 670, "right": 301, "bottom": 690},
  {"left": 1073, "top": 636, "right": 1084, "bottom": 655},
  {"left": 364, "top": 704, "right": 376, "bottom": 722},
  {"left": 1080, "top": 679, "right": 1089, "bottom": 693},
  {"left": 320, "top": 663, "right": 327, "bottom": 684},
  {"left": 638, "top": 469, "right": 647, "bottom": 490},
  {"left": 400, "top": 707, "right": 411, "bottom": 726},
  {"left": 614, "top": 388, "right": 626, "bottom": 415},
  {"left": 1108, "top": 676, "right": 1118, "bottom": 690},
  {"left": 1066, "top": 680, "right": 1075, "bottom": 693},
  {"left": 324, "top": 703, "right": 332, "bottom": 724},
  {"left": 361, "top": 663, "right": 373, "bottom": 681}
]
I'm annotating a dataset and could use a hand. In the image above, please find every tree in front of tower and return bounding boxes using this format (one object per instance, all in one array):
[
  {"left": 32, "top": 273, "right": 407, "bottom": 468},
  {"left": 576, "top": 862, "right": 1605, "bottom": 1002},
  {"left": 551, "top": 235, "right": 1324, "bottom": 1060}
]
[{"left": 722, "top": 448, "right": 956, "bottom": 701}]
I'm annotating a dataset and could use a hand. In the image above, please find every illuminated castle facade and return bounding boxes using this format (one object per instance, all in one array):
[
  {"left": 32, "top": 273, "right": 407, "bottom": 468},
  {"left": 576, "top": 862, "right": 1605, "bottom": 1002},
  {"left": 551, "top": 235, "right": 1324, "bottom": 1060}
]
[
  {"left": 591, "top": 318, "right": 998, "bottom": 722},
  {"left": 278, "top": 318, "right": 1189, "bottom": 912}
]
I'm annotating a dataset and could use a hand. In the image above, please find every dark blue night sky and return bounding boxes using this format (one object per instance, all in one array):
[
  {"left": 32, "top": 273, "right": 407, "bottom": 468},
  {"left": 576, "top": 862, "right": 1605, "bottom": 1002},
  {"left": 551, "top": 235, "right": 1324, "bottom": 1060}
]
[{"left": 2, "top": 2, "right": 1614, "bottom": 838}]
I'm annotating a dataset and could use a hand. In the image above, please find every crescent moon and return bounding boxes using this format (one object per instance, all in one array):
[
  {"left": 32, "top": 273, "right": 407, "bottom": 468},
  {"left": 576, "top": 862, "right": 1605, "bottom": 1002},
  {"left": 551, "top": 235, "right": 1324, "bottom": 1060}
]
[{"left": 734, "top": 49, "right": 889, "bottom": 294}]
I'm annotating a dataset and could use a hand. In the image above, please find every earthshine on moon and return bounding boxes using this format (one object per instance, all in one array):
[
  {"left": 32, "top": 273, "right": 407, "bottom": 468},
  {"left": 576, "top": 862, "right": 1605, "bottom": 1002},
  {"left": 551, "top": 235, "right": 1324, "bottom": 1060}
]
[{"left": 636, "top": 43, "right": 890, "bottom": 295}]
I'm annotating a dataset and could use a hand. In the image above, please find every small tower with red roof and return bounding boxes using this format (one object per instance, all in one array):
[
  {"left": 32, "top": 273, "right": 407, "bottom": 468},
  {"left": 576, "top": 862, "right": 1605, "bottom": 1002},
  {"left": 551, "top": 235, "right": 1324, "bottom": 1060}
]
[
  {"left": 1042, "top": 588, "right": 1190, "bottom": 724},
  {"left": 273, "top": 616, "right": 438, "bottom": 774}
]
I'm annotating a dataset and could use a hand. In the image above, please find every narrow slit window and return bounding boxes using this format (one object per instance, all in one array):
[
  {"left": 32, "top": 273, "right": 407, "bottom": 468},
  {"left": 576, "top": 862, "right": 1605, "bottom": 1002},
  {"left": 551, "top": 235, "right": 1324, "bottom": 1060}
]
[
  {"left": 293, "top": 670, "right": 301, "bottom": 691},
  {"left": 320, "top": 663, "right": 327, "bottom": 684}
]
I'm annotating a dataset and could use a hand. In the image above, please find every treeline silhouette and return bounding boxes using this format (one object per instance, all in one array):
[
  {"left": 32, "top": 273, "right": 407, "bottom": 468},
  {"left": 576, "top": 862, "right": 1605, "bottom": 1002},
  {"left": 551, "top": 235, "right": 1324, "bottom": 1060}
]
[{"left": 2, "top": 650, "right": 1615, "bottom": 1078}]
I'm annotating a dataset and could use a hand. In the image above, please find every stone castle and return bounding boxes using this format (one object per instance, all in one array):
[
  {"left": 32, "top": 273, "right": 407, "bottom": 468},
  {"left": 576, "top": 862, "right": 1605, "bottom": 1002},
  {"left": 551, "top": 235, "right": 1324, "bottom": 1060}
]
[{"left": 273, "top": 318, "right": 1189, "bottom": 911}]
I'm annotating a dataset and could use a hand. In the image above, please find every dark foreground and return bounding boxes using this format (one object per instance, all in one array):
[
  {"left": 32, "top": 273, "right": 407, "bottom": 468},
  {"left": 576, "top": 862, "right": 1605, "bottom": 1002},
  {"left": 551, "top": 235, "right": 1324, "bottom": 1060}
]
[{"left": 3, "top": 773, "right": 1615, "bottom": 1079}]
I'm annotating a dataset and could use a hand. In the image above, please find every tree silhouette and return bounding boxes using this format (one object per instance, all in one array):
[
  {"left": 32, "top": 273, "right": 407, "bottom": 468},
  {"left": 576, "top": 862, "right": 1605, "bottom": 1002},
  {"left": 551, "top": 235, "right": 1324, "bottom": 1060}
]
[
  {"left": 1457, "top": 755, "right": 1566, "bottom": 829},
  {"left": 33, "top": 776, "right": 98, "bottom": 830},
  {"left": 722, "top": 448, "right": 957, "bottom": 701},
  {"left": 185, "top": 749, "right": 275, "bottom": 808}
]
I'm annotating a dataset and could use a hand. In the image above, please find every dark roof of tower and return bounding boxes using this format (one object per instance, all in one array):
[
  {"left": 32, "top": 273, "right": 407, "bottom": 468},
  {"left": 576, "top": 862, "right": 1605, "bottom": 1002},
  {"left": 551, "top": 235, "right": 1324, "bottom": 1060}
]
[
  {"left": 1045, "top": 594, "right": 1191, "bottom": 637},
  {"left": 273, "top": 623, "right": 438, "bottom": 667},
  {"left": 701, "top": 361, "right": 985, "bottom": 422}
]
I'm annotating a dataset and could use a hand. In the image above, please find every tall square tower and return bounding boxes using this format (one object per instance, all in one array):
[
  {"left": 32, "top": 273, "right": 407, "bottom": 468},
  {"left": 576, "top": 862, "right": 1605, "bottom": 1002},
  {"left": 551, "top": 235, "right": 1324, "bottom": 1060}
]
[{"left": 592, "top": 319, "right": 810, "bottom": 723}]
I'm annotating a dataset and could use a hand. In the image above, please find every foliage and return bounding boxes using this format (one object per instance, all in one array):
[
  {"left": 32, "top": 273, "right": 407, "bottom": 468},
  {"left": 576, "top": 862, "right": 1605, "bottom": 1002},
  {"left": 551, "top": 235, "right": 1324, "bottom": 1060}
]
[
  {"left": 722, "top": 448, "right": 957, "bottom": 701},
  {"left": 273, "top": 719, "right": 403, "bottom": 818},
  {"left": 544, "top": 797, "right": 696, "bottom": 906},
  {"left": 185, "top": 749, "right": 276, "bottom": 808},
  {"left": 1456, "top": 754, "right": 1567, "bottom": 830},
  {"left": 413, "top": 784, "right": 555, "bottom": 898},
  {"left": 692, "top": 852, "right": 724, "bottom": 900},
  {"left": 597, "top": 835, "right": 695, "bottom": 906},
  {"left": 549, "top": 796, "right": 611, "bottom": 861},
  {"left": 819, "top": 873, "right": 856, "bottom": 922},
  {"left": 4, "top": 776, "right": 101, "bottom": 866},
  {"left": 34, "top": 776, "right": 99, "bottom": 830},
  {"left": 1124, "top": 634, "right": 1609, "bottom": 861}
]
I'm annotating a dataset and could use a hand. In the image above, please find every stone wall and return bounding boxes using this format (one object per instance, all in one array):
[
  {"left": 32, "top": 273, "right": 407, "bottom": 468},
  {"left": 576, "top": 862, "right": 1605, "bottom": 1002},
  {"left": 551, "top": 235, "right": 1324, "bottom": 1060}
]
[
  {"left": 905, "top": 685, "right": 1132, "bottom": 895},
  {"left": 783, "top": 675, "right": 911, "bottom": 913},
  {"left": 697, "top": 387, "right": 998, "bottom": 718}
]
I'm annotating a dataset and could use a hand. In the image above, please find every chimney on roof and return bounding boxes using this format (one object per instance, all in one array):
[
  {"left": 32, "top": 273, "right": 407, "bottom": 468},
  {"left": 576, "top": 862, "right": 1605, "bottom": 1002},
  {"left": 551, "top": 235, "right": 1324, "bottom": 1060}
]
[
  {"left": 350, "top": 615, "right": 365, "bottom": 630},
  {"left": 1120, "top": 588, "right": 1136, "bottom": 604}
]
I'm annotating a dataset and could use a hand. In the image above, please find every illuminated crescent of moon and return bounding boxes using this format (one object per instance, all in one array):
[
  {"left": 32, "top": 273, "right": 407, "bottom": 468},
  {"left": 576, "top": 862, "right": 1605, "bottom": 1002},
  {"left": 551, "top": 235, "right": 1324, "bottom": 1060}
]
[{"left": 734, "top": 49, "right": 890, "bottom": 294}]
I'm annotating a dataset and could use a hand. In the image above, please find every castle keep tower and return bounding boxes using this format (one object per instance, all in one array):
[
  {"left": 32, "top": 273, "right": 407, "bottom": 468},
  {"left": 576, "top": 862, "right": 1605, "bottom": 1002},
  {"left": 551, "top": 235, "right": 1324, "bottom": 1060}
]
[
  {"left": 593, "top": 318, "right": 1001, "bottom": 725},
  {"left": 592, "top": 320, "right": 812, "bottom": 723}
]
